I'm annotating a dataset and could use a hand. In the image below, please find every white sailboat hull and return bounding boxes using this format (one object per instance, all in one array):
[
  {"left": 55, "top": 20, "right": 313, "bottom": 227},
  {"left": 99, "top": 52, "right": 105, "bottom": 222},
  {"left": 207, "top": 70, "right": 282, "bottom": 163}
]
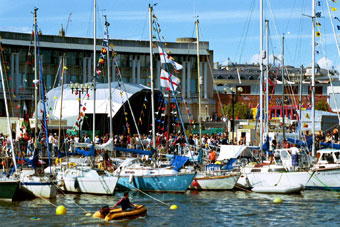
[
  {"left": 306, "top": 168, "right": 340, "bottom": 190},
  {"left": 190, "top": 173, "right": 240, "bottom": 190},
  {"left": 20, "top": 170, "right": 57, "bottom": 199},
  {"left": 244, "top": 172, "right": 309, "bottom": 194},
  {"left": 62, "top": 168, "right": 118, "bottom": 195}
]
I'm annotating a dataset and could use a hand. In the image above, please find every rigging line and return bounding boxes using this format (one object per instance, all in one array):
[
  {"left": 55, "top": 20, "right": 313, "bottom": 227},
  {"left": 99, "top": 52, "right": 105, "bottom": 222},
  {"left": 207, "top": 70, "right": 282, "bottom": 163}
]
[
  {"left": 322, "top": 0, "right": 340, "bottom": 125},
  {"left": 266, "top": 0, "right": 292, "bottom": 64},
  {"left": 284, "top": 0, "right": 298, "bottom": 34},
  {"left": 238, "top": 0, "right": 256, "bottom": 64},
  {"left": 140, "top": 9, "right": 149, "bottom": 40},
  {"left": 0, "top": 42, "right": 15, "bottom": 117},
  {"left": 111, "top": 60, "right": 145, "bottom": 150},
  {"left": 293, "top": 0, "right": 306, "bottom": 66},
  {"left": 233, "top": 0, "right": 255, "bottom": 63}
]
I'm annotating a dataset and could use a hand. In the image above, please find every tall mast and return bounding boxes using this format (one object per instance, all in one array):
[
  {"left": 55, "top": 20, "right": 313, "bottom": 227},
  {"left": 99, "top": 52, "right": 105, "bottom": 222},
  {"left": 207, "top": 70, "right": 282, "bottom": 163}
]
[
  {"left": 104, "top": 16, "right": 113, "bottom": 140},
  {"left": 281, "top": 35, "right": 285, "bottom": 141},
  {"left": 259, "top": 0, "right": 264, "bottom": 153},
  {"left": 34, "top": 8, "right": 38, "bottom": 147},
  {"left": 0, "top": 50, "right": 17, "bottom": 171},
  {"left": 196, "top": 19, "right": 202, "bottom": 148},
  {"left": 265, "top": 19, "right": 269, "bottom": 146},
  {"left": 299, "top": 65, "right": 303, "bottom": 140},
  {"left": 312, "top": 0, "right": 316, "bottom": 156},
  {"left": 93, "top": 0, "right": 96, "bottom": 142},
  {"left": 58, "top": 55, "right": 65, "bottom": 151},
  {"left": 149, "top": 5, "right": 156, "bottom": 149}
]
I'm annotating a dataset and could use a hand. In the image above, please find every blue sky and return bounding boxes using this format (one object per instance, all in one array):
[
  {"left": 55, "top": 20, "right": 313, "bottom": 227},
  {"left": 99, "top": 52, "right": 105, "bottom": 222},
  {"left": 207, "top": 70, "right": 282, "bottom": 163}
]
[{"left": 1, "top": 0, "right": 340, "bottom": 69}]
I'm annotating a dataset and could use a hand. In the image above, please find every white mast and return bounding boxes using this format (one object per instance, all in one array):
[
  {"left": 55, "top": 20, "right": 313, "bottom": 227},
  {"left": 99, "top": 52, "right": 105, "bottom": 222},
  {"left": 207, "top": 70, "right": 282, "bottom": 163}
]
[
  {"left": 34, "top": 8, "right": 38, "bottom": 147},
  {"left": 93, "top": 0, "right": 96, "bottom": 142},
  {"left": 149, "top": 5, "right": 156, "bottom": 149},
  {"left": 265, "top": 19, "right": 269, "bottom": 149},
  {"left": 0, "top": 49, "right": 17, "bottom": 171},
  {"left": 104, "top": 16, "right": 113, "bottom": 140},
  {"left": 312, "top": 0, "right": 316, "bottom": 156},
  {"left": 196, "top": 19, "right": 202, "bottom": 148},
  {"left": 259, "top": 0, "right": 264, "bottom": 154}
]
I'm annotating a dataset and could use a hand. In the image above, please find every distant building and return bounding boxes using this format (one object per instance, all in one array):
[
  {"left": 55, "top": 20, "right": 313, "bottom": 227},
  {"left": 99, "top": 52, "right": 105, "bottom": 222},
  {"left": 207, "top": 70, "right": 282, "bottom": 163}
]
[
  {"left": 213, "top": 58, "right": 338, "bottom": 119},
  {"left": 0, "top": 31, "right": 214, "bottom": 123}
]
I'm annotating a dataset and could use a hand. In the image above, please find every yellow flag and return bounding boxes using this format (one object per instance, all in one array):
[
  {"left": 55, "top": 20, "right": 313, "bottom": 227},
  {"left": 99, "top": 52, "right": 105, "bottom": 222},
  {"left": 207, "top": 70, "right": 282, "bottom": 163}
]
[
  {"left": 316, "top": 31, "right": 321, "bottom": 37},
  {"left": 332, "top": 7, "right": 337, "bottom": 11},
  {"left": 63, "top": 66, "right": 68, "bottom": 70}
]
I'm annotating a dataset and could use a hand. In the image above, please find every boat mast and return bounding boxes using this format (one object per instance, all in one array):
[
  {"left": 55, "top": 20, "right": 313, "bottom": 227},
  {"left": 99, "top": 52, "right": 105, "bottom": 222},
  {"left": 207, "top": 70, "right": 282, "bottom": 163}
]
[
  {"left": 299, "top": 65, "right": 303, "bottom": 140},
  {"left": 58, "top": 55, "right": 65, "bottom": 151},
  {"left": 149, "top": 5, "right": 156, "bottom": 149},
  {"left": 93, "top": 0, "right": 96, "bottom": 142},
  {"left": 196, "top": 19, "right": 202, "bottom": 149},
  {"left": 104, "top": 15, "right": 113, "bottom": 140},
  {"left": 34, "top": 8, "right": 38, "bottom": 148},
  {"left": 312, "top": 0, "right": 316, "bottom": 156},
  {"left": 265, "top": 19, "right": 269, "bottom": 154},
  {"left": 281, "top": 34, "right": 285, "bottom": 142},
  {"left": 0, "top": 49, "right": 17, "bottom": 171},
  {"left": 259, "top": 0, "right": 264, "bottom": 154}
]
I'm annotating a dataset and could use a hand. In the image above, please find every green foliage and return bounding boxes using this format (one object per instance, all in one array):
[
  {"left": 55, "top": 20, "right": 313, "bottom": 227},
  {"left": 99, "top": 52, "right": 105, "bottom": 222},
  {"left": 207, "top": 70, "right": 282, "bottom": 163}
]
[
  {"left": 223, "top": 103, "right": 251, "bottom": 119},
  {"left": 315, "top": 100, "right": 330, "bottom": 111}
]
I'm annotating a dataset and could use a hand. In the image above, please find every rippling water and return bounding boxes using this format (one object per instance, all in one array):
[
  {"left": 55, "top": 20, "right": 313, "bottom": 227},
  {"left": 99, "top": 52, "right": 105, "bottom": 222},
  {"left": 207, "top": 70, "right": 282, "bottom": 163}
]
[{"left": 1, "top": 190, "right": 340, "bottom": 226}]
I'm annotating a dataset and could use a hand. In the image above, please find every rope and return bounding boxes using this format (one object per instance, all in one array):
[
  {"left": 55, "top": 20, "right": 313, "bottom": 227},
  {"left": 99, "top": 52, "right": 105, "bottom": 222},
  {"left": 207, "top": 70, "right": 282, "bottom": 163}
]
[
  {"left": 128, "top": 182, "right": 170, "bottom": 207},
  {"left": 307, "top": 171, "right": 339, "bottom": 193}
]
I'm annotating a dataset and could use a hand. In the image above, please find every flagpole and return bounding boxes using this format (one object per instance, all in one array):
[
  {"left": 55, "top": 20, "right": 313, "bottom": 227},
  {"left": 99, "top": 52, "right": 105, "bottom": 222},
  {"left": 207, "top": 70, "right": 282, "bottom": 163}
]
[
  {"left": 93, "top": 0, "right": 96, "bottom": 142},
  {"left": 149, "top": 4, "right": 156, "bottom": 149},
  {"left": 281, "top": 34, "right": 285, "bottom": 142},
  {"left": 196, "top": 19, "right": 202, "bottom": 149}
]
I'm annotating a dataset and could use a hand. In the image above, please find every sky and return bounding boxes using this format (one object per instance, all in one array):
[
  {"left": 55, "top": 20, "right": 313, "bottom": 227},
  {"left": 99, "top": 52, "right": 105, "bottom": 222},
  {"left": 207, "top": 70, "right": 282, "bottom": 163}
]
[{"left": 1, "top": 0, "right": 340, "bottom": 69}]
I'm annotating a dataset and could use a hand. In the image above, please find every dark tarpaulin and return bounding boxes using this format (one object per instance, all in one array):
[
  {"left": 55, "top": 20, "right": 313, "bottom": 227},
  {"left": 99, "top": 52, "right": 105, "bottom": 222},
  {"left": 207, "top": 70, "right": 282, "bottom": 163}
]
[
  {"left": 170, "top": 155, "right": 189, "bottom": 171},
  {"left": 320, "top": 142, "right": 340, "bottom": 149}
]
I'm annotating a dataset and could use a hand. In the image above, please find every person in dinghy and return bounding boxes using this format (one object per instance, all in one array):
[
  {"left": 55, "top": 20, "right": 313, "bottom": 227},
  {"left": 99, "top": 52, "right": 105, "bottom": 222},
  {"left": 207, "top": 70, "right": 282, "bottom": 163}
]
[{"left": 112, "top": 192, "right": 136, "bottom": 211}]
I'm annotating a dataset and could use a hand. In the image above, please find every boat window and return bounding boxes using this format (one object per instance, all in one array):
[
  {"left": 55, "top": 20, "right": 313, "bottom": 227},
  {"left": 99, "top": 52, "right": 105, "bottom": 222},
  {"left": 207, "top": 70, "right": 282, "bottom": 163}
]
[
  {"left": 321, "top": 153, "right": 335, "bottom": 164},
  {"left": 268, "top": 168, "right": 286, "bottom": 172},
  {"left": 251, "top": 169, "right": 261, "bottom": 172},
  {"left": 334, "top": 152, "right": 340, "bottom": 161},
  {"left": 280, "top": 150, "right": 289, "bottom": 160}
]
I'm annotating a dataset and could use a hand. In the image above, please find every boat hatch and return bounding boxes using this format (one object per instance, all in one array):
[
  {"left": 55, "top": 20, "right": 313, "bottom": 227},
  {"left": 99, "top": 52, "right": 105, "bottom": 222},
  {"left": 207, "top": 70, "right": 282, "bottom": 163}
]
[{"left": 96, "top": 170, "right": 106, "bottom": 176}]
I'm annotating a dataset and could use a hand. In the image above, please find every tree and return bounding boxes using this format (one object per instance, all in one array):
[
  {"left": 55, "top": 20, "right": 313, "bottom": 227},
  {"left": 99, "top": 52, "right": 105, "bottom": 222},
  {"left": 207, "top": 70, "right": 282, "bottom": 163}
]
[
  {"left": 315, "top": 100, "right": 330, "bottom": 111},
  {"left": 223, "top": 103, "right": 251, "bottom": 119}
]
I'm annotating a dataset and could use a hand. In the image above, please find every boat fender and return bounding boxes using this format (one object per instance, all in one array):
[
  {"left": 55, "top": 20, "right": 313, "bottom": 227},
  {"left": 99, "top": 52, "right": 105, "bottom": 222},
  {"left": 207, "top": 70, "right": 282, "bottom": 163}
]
[{"left": 129, "top": 174, "right": 134, "bottom": 184}]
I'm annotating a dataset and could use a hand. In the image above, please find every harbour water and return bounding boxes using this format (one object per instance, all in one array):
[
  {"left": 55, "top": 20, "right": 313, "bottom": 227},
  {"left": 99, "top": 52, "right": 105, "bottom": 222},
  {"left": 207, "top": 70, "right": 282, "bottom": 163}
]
[{"left": 0, "top": 190, "right": 339, "bottom": 226}]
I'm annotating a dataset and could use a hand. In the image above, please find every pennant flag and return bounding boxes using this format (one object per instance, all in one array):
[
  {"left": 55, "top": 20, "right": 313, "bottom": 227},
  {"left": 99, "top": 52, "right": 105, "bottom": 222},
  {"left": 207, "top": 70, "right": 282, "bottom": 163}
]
[
  {"left": 315, "top": 12, "right": 321, "bottom": 18},
  {"left": 316, "top": 31, "right": 321, "bottom": 37},
  {"left": 96, "top": 69, "right": 101, "bottom": 75},
  {"left": 335, "top": 16, "right": 340, "bottom": 22},
  {"left": 317, "top": 1, "right": 321, "bottom": 6},
  {"left": 332, "top": 7, "right": 338, "bottom": 11},
  {"left": 63, "top": 66, "right": 68, "bottom": 70},
  {"left": 316, "top": 22, "right": 321, "bottom": 27},
  {"left": 331, "top": 0, "right": 338, "bottom": 2},
  {"left": 160, "top": 69, "right": 180, "bottom": 91},
  {"left": 158, "top": 46, "right": 183, "bottom": 71},
  {"left": 337, "top": 25, "right": 340, "bottom": 30}
]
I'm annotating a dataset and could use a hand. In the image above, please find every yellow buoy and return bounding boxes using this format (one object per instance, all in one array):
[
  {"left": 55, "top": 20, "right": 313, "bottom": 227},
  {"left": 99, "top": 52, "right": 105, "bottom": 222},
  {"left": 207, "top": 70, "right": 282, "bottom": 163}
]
[
  {"left": 170, "top": 205, "right": 178, "bottom": 210},
  {"left": 56, "top": 205, "right": 67, "bottom": 215},
  {"left": 85, "top": 213, "right": 92, "bottom": 217},
  {"left": 273, "top": 197, "right": 283, "bottom": 204}
]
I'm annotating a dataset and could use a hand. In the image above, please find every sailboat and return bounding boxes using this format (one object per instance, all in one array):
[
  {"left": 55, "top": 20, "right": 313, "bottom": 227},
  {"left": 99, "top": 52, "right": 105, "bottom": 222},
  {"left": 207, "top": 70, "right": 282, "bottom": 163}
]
[
  {"left": 55, "top": 1, "right": 119, "bottom": 195},
  {"left": 17, "top": 8, "right": 57, "bottom": 199},
  {"left": 0, "top": 37, "right": 20, "bottom": 201},
  {"left": 236, "top": 0, "right": 312, "bottom": 194},
  {"left": 114, "top": 5, "right": 195, "bottom": 193}
]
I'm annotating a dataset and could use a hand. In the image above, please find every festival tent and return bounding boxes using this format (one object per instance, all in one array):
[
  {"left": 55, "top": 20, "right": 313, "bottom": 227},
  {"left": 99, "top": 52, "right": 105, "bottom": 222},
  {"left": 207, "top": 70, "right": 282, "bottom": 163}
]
[{"left": 36, "top": 82, "right": 160, "bottom": 135}]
